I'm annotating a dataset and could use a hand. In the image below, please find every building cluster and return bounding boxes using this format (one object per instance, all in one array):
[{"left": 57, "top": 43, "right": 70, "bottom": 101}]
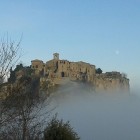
[
  {"left": 31, "top": 53, "right": 96, "bottom": 82},
  {"left": 0, "top": 53, "right": 129, "bottom": 100},
  {"left": 31, "top": 53, "right": 130, "bottom": 92}
]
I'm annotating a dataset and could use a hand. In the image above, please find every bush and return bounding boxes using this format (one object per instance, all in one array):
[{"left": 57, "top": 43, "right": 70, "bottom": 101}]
[
  {"left": 96, "top": 68, "right": 102, "bottom": 74},
  {"left": 44, "top": 116, "right": 80, "bottom": 140}
]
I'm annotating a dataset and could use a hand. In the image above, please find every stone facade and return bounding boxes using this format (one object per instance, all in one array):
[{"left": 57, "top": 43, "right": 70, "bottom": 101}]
[
  {"left": 31, "top": 59, "right": 44, "bottom": 75},
  {"left": 31, "top": 53, "right": 96, "bottom": 82},
  {"left": 31, "top": 53, "right": 129, "bottom": 92}
]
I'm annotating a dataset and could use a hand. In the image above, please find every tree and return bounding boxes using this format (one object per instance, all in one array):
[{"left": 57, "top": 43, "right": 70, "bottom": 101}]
[
  {"left": 96, "top": 68, "right": 103, "bottom": 74},
  {"left": 0, "top": 37, "right": 21, "bottom": 84},
  {"left": 0, "top": 76, "right": 53, "bottom": 140},
  {"left": 8, "top": 64, "right": 34, "bottom": 83},
  {"left": 44, "top": 115, "right": 80, "bottom": 140},
  {"left": 8, "top": 67, "right": 16, "bottom": 83}
]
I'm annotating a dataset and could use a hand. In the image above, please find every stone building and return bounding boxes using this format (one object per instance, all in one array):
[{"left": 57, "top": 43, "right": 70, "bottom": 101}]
[
  {"left": 31, "top": 53, "right": 96, "bottom": 82},
  {"left": 31, "top": 59, "right": 45, "bottom": 75},
  {"left": 31, "top": 53, "right": 129, "bottom": 92}
]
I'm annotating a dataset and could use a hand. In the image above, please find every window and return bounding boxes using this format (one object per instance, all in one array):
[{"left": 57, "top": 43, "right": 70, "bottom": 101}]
[
  {"left": 36, "top": 65, "right": 38, "bottom": 68},
  {"left": 61, "top": 72, "right": 65, "bottom": 77}
]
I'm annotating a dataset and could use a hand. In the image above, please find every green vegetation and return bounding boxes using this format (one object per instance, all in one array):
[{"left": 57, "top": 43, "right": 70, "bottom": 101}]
[
  {"left": 96, "top": 68, "right": 103, "bottom": 74},
  {"left": 8, "top": 64, "right": 34, "bottom": 83},
  {"left": 8, "top": 64, "right": 24, "bottom": 82},
  {"left": 1, "top": 74, "right": 80, "bottom": 140},
  {"left": 44, "top": 116, "right": 80, "bottom": 140}
]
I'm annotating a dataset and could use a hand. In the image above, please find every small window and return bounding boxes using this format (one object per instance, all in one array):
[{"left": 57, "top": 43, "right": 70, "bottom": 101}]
[{"left": 36, "top": 65, "right": 38, "bottom": 68}]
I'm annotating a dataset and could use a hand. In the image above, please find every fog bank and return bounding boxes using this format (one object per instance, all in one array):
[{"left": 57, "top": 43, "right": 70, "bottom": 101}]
[{"left": 50, "top": 82, "right": 140, "bottom": 140}]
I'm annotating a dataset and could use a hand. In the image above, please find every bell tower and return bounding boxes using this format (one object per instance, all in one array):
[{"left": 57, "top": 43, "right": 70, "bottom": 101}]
[{"left": 53, "top": 53, "right": 59, "bottom": 60}]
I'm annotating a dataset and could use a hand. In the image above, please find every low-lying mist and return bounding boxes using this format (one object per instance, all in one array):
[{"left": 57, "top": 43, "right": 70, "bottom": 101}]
[{"left": 49, "top": 82, "right": 140, "bottom": 140}]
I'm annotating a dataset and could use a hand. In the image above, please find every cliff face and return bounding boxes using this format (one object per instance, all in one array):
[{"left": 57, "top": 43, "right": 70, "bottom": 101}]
[
  {"left": 39, "top": 71, "right": 130, "bottom": 93},
  {"left": 94, "top": 72, "right": 129, "bottom": 92}
]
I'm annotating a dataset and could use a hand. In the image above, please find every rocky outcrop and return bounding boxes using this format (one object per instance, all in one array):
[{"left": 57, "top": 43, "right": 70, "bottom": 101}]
[{"left": 94, "top": 72, "right": 129, "bottom": 92}]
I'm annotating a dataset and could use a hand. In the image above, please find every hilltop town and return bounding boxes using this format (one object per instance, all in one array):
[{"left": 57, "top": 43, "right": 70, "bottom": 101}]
[
  {"left": 30, "top": 53, "right": 129, "bottom": 92},
  {"left": 0, "top": 53, "right": 130, "bottom": 99}
]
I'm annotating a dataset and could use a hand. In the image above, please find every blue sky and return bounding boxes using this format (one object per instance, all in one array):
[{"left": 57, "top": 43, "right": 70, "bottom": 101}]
[{"left": 0, "top": 0, "right": 140, "bottom": 90}]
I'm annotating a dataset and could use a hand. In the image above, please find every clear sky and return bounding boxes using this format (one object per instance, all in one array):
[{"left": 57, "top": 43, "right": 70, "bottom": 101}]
[{"left": 0, "top": 0, "right": 140, "bottom": 90}]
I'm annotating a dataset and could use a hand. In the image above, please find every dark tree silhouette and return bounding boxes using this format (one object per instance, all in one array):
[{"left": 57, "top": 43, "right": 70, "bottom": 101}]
[
  {"left": 44, "top": 116, "right": 80, "bottom": 140},
  {"left": 96, "top": 68, "right": 103, "bottom": 74}
]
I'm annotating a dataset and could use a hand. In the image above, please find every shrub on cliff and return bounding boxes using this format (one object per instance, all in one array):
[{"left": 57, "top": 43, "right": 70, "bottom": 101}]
[{"left": 96, "top": 68, "right": 103, "bottom": 74}]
